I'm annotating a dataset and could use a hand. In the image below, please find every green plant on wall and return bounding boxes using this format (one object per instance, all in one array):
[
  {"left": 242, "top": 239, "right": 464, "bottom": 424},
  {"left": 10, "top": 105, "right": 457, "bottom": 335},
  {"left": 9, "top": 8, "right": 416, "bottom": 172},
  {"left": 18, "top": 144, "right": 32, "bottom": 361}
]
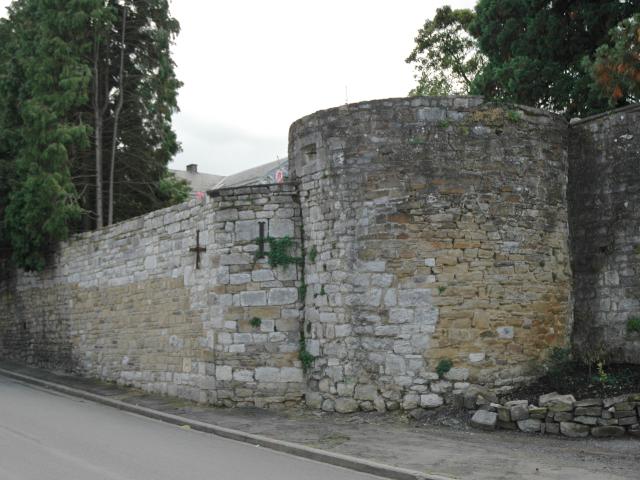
[
  {"left": 256, "top": 236, "right": 303, "bottom": 268},
  {"left": 299, "top": 332, "right": 314, "bottom": 372},
  {"left": 250, "top": 317, "right": 262, "bottom": 328},
  {"left": 627, "top": 316, "right": 640, "bottom": 333},
  {"left": 308, "top": 245, "right": 318, "bottom": 263},
  {"left": 506, "top": 110, "right": 522, "bottom": 123},
  {"left": 436, "top": 358, "right": 453, "bottom": 377}
]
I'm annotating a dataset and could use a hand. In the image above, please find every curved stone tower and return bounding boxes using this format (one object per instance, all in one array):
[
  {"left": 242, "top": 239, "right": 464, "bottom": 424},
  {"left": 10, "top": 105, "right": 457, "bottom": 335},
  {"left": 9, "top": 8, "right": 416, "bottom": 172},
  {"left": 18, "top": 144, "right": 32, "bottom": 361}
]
[{"left": 289, "top": 97, "right": 572, "bottom": 412}]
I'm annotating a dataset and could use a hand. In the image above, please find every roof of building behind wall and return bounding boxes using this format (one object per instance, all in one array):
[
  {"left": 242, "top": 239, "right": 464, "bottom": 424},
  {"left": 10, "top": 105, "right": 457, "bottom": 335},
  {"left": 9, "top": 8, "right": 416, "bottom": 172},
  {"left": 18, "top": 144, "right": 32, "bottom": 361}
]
[
  {"left": 212, "top": 158, "right": 288, "bottom": 189},
  {"left": 170, "top": 168, "right": 225, "bottom": 194}
]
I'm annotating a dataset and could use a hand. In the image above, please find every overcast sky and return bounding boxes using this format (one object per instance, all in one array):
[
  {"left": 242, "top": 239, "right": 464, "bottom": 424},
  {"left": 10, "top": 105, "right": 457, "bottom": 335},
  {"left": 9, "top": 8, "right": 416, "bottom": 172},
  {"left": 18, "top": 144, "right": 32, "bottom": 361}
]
[{"left": 0, "top": 0, "right": 477, "bottom": 176}]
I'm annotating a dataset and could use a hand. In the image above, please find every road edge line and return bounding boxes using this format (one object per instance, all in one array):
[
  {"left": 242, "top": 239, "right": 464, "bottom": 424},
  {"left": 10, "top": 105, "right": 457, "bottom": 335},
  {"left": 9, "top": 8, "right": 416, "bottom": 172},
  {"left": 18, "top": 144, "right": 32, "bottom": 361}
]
[{"left": 0, "top": 367, "right": 455, "bottom": 480}]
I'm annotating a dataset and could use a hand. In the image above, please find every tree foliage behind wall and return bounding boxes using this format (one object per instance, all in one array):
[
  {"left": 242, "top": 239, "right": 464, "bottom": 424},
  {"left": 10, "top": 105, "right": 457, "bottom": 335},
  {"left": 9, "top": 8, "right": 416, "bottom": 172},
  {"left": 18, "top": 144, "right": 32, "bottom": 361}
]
[
  {"left": 406, "top": 6, "right": 485, "bottom": 96},
  {"left": 470, "top": 0, "right": 639, "bottom": 117},
  {"left": 407, "top": 1, "right": 640, "bottom": 117},
  {"left": 0, "top": 0, "right": 186, "bottom": 271}
]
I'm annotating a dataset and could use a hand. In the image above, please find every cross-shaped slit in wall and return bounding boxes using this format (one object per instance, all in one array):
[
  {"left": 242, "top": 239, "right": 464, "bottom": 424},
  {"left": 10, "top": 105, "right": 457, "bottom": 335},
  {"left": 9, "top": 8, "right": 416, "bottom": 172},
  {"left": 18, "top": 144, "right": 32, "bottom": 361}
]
[{"left": 189, "top": 229, "right": 207, "bottom": 269}]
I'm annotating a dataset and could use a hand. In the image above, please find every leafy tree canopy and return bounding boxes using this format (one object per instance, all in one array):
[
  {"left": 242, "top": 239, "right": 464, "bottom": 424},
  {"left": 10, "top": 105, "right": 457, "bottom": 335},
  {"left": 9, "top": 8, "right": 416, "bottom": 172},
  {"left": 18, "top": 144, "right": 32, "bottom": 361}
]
[
  {"left": 407, "top": 1, "right": 640, "bottom": 117},
  {"left": 406, "top": 6, "right": 485, "bottom": 95},
  {"left": 587, "top": 14, "right": 640, "bottom": 106},
  {"left": 469, "top": 0, "right": 639, "bottom": 116},
  {"left": 0, "top": 0, "right": 183, "bottom": 271}
]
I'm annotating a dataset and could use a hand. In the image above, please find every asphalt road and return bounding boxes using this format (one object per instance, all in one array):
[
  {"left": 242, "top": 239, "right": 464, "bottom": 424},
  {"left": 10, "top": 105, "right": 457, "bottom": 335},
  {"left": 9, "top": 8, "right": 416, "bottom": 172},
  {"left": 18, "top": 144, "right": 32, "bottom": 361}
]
[{"left": 0, "top": 375, "right": 382, "bottom": 480}]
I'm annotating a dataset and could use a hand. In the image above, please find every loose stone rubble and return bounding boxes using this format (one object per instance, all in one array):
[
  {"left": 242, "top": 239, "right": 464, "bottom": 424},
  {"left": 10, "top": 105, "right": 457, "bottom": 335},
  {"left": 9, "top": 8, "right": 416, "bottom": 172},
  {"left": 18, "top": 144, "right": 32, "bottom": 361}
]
[{"left": 467, "top": 391, "right": 640, "bottom": 438}]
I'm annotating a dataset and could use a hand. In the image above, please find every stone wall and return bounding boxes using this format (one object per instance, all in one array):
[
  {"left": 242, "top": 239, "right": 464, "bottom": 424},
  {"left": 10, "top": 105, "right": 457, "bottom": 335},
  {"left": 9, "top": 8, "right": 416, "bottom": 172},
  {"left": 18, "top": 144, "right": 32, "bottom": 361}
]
[
  {"left": 0, "top": 184, "right": 305, "bottom": 407},
  {"left": 569, "top": 105, "right": 640, "bottom": 364},
  {"left": 2, "top": 96, "right": 638, "bottom": 413},
  {"left": 289, "top": 97, "right": 573, "bottom": 413}
]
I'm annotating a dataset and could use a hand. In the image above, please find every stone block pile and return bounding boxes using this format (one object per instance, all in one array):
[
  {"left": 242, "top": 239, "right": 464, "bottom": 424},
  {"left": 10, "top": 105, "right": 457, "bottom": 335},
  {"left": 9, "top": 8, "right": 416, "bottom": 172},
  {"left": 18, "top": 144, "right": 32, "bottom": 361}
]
[{"left": 469, "top": 390, "right": 640, "bottom": 438}]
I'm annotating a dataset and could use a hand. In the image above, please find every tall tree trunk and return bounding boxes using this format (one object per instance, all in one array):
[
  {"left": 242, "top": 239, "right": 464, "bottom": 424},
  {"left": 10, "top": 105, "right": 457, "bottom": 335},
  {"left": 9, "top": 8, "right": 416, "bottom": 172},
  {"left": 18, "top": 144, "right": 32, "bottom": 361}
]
[
  {"left": 108, "top": 4, "right": 127, "bottom": 226},
  {"left": 93, "top": 35, "right": 103, "bottom": 229}
]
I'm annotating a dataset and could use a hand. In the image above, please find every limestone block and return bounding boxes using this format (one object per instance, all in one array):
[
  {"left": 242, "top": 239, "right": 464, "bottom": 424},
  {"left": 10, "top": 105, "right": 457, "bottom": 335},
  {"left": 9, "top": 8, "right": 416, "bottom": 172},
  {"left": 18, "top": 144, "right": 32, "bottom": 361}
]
[
  {"left": 215, "top": 209, "right": 238, "bottom": 221},
  {"left": 360, "top": 261, "right": 386, "bottom": 272},
  {"left": 255, "top": 367, "right": 280, "bottom": 382},
  {"left": 617, "top": 416, "right": 638, "bottom": 426},
  {"left": 430, "top": 381, "right": 452, "bottom": 393},
  {"left": 383, "top": 289, "right": 397, "bottom": 306},
  {"left": 240, "top": 291, "right": 267, "bottom": 306},
  {"left": 402, "top": 394, "right": 420, "bottom": 410},
  {"left": 540, "top": 392, "right": 575, "bottom": 408},
  {"left": 212, "top": 366, "right": 230, "bottom": 383},
  {"left": 510, "top": 404, "right": 530, "bottom": 421},
  {"left": 528, "top": 407, "right": 548, "bottom": 420},
  {"left": 274, "top": 266, "right": 298, "bottom": 281},
  {"left": 220, "top": 253, "right": 252, "bottom": 265},
  {"left": 603, "top": 394, "right": 629, "bottom": 409},
  {"left": 496, "top": 326, "right": 514, "bottom": 339},
  {"left": 335, "top": 397, "right": 359, "bottom": 413},
  {"left": 269, "top": 219, "right": 294, "bottom": 238},
  {"left": 229, "top": 273, "right": 251, "bottom": 285},
  {"left": 517, "top": 418, "right": 541, "bottom": 433},
  {"left": 545, "top": 421, "right": 560, "bottom": 435},
  {"left": 385, "top": 355, "right": 406, "bottom": 375},
  {"left": 573, "top": 416, "right": 598, "bottom": 425},
  {"left": 497, "top": 406, "right": 511, "bottom": 422},
  {"left": 252, "top": 269, "right": 275, "bottom": 282},
  {"left": 470, "top": 410, "right": 497, "bottom": 430},
  {"left": 574, "top": 398, "right": 603, "bottom": 407},
  {"left": 232, "top": 369, "right": 254, "bottom": 382},
  {"left": 398, "top": 289, "right": 432, "bottom": 307},
  {"left": 354, "top": 384, "right": 378, "bottom": 401},
  {"left": 420, "top": 393, "right": 444, "bottom": 409},
  {"left": 444, "top": 368, "right": 469, "bottom": 381},
  {"left": 389, "top": 308, "right": 413, "bottom": 324},
  {"left": 334, "top": 324, "right": 352, "bottom": 337},
  {"left": 305, "top": 391, "right": 323, "bottom": 409},
  {"left": 337, "top": 382, "right": 355, "bottom": 397},
  {"left": 560, "top": 421, "right": 590, "bottom": 438},
  {"left": 268, "top": 288, "right": 298, "bottom": 305},
  {"left": 322, "top": 399, "right": 335, "bottom": 412},
  {"left": 554, "top": 412, "right": 573, "bottom": 422},
  {"left": 235, "top": 220, "right": 259, "bottom": 242},
  {"left": 574, "top": 406, "right": 602, "bottom": 416},
  {"left": 468, "top": 352, "right": 485, "bottom": 363},
  {"left": 281, "top": 367, "right": 303, "bottom": 383}
]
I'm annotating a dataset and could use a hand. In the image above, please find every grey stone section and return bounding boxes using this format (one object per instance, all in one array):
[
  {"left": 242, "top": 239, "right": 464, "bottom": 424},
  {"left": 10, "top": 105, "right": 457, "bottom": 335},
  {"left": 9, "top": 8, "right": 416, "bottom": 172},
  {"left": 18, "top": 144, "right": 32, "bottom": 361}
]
[
  {"left": 569, "top": 105, "right": 640, "bottom": 365},
  {"left": 468, "top": 389, "right": 640, "bottom": 438},
  {"left": 470, "top": 410, "right": 497, "bottom": 430},
  {"left": 0, "top": 184, "right": 304, "bottom": 409}
]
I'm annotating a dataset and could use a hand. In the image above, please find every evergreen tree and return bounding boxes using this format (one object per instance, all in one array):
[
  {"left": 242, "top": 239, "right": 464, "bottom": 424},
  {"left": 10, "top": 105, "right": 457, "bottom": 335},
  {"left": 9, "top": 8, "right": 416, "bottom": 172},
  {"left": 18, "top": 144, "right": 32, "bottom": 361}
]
[
  {"left": 470, "top": 0, "right": 639, "bottom": 116},
  {"left": 0, "top": 0, "right": 184, "bottom": 270},
  {"left": 587, "top": 14, "right": 640, "bottom": 107},
  {"left": 0, "top": 0, "right": 92, "bottom": 270}
]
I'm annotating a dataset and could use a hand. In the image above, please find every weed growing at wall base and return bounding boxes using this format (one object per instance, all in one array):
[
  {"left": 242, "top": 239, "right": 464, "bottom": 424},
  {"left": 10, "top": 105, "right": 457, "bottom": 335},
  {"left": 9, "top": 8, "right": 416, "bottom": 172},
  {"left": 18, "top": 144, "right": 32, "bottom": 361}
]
[{"left": 299, "top": 332, "right": 314, "bottom": 372}]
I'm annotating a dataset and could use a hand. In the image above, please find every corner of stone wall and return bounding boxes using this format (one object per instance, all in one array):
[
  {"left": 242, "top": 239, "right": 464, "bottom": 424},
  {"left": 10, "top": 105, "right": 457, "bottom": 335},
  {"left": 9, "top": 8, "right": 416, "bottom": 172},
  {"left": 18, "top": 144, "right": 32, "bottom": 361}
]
[{"left": 568, "top": 104, "right": 640, "bottom": 365}]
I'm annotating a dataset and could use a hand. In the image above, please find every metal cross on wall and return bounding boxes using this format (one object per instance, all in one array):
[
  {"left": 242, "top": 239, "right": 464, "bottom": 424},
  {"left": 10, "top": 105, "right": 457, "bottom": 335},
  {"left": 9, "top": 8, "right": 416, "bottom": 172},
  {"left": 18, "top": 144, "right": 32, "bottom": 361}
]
[{"left": 189, "top": 230, "right": 207, "bottom": 269}]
